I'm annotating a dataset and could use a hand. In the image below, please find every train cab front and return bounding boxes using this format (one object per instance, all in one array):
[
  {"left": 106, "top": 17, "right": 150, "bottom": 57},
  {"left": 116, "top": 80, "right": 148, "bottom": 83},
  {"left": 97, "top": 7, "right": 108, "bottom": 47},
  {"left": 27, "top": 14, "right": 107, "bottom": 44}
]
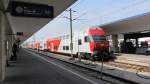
[
  {"left": 88, "top": 28, "right": 113, "bottom": 61},
  {"left": 89, "top": 35, "right": 111, "bottom": 60}
]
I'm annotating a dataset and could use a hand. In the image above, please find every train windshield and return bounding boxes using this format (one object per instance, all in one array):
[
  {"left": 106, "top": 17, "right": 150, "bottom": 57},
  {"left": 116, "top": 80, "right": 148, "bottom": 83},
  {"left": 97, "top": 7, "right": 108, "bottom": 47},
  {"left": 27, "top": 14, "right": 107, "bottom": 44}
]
[{"left": 92, "top": 36, "right": 106, "bottom": 42}]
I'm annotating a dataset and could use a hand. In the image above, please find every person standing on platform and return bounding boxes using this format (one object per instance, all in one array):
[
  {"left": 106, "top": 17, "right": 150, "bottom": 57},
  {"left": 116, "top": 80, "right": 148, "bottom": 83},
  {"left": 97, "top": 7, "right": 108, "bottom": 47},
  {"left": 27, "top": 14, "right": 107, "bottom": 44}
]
[{"left": 11, "top": 42, "right": 18, "bottom": 61}]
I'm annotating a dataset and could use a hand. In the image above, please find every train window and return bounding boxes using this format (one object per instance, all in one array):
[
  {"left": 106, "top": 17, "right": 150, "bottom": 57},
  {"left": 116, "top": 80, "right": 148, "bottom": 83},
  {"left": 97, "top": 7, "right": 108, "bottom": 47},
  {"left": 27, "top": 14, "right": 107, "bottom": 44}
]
[
  {"left": 63, "top": 46, "right": 65, "bottom": 50},
  {"left": 92, "top": 36, "right": 106, "bottom": 41},
  {"left": 66, "top": 46, "right": 69, "bottom": 50},
  {"left": 84, "top": 36, "right": 90, "bottom": 42},
  {"left": 78, "top": 39, "right": 82, "bottom": 45}
]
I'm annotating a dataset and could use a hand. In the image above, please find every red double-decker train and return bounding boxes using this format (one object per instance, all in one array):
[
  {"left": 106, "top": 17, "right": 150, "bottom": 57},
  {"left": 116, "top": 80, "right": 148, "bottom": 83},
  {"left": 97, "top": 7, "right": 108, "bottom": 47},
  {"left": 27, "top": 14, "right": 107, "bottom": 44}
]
[{"left": 26, "top": 27, "right": 114, "bottom": 60}]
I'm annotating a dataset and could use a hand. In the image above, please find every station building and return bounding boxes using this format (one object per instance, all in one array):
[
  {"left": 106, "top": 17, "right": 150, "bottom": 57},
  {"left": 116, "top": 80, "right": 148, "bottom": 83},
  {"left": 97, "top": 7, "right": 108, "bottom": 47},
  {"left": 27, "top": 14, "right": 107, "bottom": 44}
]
[{"left": 100, "top": 12, "right": 150, "bottom": 54}]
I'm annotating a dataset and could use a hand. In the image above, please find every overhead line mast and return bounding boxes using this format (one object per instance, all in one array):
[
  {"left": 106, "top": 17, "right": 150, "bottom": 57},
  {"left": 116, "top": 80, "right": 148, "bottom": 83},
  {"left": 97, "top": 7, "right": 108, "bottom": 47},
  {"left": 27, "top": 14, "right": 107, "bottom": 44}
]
[
  {"left": 65, "top": 8, "right": 86, "bottom": 60},
  {"left": 66, "top": 8, "right": 76, "bottom": 59}
]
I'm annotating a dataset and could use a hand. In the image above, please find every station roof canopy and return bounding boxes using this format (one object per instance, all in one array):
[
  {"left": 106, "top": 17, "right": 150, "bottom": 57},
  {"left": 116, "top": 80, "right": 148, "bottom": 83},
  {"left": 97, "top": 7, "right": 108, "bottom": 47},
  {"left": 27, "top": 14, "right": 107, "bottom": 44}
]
[
  {"left": 124, "top": 32, "right": 150, "bottom": 39},
  {"left": 1, "top": 0, "right": 76, "bottom": 42},
  {"left": 100, "top": 12, "right": 150, "bottom": 35}
]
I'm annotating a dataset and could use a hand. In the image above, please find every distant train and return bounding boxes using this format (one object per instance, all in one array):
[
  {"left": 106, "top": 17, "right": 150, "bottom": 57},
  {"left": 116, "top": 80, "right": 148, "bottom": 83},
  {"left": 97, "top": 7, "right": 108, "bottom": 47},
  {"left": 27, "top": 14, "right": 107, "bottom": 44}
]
[{"left": 25, "top": 27, "right": 115, "bottom": 60}]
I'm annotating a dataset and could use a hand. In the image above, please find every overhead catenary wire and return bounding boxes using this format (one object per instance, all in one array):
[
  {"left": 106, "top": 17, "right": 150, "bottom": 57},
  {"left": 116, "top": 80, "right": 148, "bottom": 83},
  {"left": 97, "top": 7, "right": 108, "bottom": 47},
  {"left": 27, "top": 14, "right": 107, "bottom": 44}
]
[
  {"left": 23, "top": 0, "right": 84, "bottom": 44},
  {"left": 32, "top": 0, "right": 149, "bottom": 45},
  {"left": 75, "top": 0, "right": 148, "bottom": 30},
  {"left": 72, "top": 12, "right": 87, "bottom": 21},
  {"left": 56, "top": 0, "right": 85, "bottom": 19},
  {"left": 88, "top": 0, "right": 147, "bottom": 23},
  {"left": 54, "top": 0, "right": 147, "bottom": 24},
  {"left": 72, "top": 0, "right": 147, "bottom": 23},
  {"left": 70, "top": 0, "right": 146, "bottom": 25},
  {"left": 71, "top": 0, "right": 86, "bottom": 9}
]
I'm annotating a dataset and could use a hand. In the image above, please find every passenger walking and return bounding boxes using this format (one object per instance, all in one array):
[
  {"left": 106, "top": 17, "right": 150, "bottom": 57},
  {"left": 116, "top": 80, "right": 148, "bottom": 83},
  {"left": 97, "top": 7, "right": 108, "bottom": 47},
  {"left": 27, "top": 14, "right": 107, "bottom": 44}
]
[{"left": 11, "top": 42, "right": 18, "bottom": 61}]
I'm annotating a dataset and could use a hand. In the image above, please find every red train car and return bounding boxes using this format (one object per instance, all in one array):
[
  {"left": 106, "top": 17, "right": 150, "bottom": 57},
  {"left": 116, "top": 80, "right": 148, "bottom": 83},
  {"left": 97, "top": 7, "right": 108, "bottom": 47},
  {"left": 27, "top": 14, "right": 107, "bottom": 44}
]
[{"left": 45, "top": 27, "right": 114, "bottom": 60}]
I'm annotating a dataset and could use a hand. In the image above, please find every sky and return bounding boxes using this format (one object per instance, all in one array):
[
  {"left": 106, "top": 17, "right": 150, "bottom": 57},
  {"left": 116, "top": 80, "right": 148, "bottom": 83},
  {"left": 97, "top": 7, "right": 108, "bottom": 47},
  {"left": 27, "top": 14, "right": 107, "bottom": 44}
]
[{"left": 25, "top": 0, "right": 150, "bottom": 43}]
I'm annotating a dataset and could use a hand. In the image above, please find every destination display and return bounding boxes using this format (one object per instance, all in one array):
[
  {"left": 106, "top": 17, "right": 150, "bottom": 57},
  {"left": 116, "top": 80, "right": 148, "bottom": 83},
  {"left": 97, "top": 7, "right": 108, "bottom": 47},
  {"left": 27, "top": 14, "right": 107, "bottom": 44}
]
[{"left": 10, "top": 1, "right": 54, "bottom": 18}]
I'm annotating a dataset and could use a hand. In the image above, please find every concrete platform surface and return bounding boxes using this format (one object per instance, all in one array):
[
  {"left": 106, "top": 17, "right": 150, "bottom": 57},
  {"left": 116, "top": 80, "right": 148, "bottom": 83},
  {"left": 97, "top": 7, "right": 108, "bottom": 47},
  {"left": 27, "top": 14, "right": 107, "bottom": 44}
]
[
  {"left": 116, "top": 53, "right": 150, "bottom": 67},
  {"left": 3, "top": 49, "right": 111, "bottom": 84}
]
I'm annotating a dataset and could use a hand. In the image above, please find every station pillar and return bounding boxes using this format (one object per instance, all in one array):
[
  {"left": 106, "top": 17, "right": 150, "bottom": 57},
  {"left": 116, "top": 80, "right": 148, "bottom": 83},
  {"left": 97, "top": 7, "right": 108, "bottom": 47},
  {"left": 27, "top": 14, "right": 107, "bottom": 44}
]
[
  {"left": 0, "top": 11, "right": 6, "bottom": 82},
  {"left": 135, "top": 38, "right": 139, "bottom": 48},
  {"left": 112, "top": 34, "right": 119, "bottom": 53}
]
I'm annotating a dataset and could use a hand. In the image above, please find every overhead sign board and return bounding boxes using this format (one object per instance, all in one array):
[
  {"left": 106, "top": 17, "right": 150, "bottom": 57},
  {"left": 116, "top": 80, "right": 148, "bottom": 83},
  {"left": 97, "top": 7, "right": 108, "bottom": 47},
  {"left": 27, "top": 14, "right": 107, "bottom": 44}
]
[
  {"left": 16, "top": 32, "right": 23, "bottom": 36},
  {"left": 9, "top": 1, "right": 54, "bottom": 18}
]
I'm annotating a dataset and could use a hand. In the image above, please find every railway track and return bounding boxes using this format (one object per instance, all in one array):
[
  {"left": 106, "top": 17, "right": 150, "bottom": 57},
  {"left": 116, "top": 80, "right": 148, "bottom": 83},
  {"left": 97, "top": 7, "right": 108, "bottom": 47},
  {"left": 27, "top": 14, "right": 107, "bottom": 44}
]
[
  {"left": 29, "top": 49, "right": 139, "bottom": 84},
  {"left": 104, "top": 61, "right": 150, "bottom": 73},
  {"left": 44, "top": 51, "right": 150, "bottom": 73},
  {"left": 58, "top": 60, "right": 130, "bottom": 84},
  {"left": 60, "top": 52, "right": 150, "bottom": 73},
  {"left": 36, "top": 49, "right": 150, "bottom": 74}
]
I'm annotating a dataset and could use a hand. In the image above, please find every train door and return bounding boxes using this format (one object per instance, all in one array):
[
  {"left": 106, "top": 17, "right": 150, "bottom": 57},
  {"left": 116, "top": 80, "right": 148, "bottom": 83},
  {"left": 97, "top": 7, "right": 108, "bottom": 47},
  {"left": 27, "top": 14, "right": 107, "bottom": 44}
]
[
  {"left": 83, "top": 36, "right": 91, "bottom": 52},
  {"left": 78, "top": 36, "right": 90, "bottom": 53},
  {"left": 51, "top": 43, "right": 54, "bottom": 52},
  {"left": 78, "top": 39, "right": 82, "bottom": 53}
]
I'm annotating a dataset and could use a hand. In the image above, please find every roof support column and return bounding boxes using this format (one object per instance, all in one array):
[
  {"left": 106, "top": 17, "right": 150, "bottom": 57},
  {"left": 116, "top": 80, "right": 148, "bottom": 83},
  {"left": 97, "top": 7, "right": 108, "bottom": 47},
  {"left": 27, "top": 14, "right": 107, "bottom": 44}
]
[
  {"left": 135, "top": 38, "right": 139, "bottom": 48},
  {"left": 0, "top": 11, "right": 6, "bottom": 82},
  {"left": 112, "top": 34, "right": 119, "bottom": 53}
]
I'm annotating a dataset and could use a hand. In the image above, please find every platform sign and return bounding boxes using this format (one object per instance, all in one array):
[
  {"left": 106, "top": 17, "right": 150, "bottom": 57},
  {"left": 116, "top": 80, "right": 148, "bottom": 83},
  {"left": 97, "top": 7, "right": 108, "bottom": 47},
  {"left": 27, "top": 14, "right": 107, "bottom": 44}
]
[
  {"left": 16, "top": 32, "right": 23, "bottom": 36},
  {"left": 9, "top": 1, "right": 54, "bottom": 18}
]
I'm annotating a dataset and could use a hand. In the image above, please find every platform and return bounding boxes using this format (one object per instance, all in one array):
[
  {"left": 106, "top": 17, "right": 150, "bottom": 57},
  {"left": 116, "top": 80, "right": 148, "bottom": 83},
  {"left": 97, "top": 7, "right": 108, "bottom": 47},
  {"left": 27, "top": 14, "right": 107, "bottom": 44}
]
[
  {"left": 3, "top": 48, "right": 110, "bottom": 84},
  {"left": 116, "top": 53, "right": 150, "bottom": 67}
]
